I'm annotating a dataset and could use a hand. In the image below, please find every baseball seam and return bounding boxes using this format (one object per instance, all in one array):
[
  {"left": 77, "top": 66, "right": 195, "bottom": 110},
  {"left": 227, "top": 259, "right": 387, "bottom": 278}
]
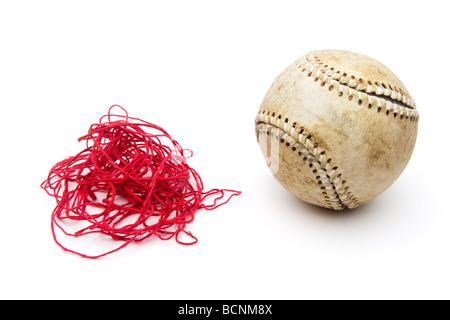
[
  {"left": 296, "top": 55, "right": 419, "bottom": 122},
  {"left": 306, "top": 54, "right": 416, "bottom": 109},
  {"left": 256, "top": 111, "right": 360, "bottom": 210}
]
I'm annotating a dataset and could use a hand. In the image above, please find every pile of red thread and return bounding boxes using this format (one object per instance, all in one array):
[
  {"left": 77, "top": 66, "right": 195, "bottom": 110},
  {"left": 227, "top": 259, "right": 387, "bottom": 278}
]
[{"left": 41, "top": 105, "right": 240, "bottom": 258}]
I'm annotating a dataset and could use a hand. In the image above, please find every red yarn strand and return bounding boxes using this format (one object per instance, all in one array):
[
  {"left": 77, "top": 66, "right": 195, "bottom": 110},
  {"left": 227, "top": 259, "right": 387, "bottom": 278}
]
[{"left": 41, "top": 105, "right": 241, "bottom": 258}]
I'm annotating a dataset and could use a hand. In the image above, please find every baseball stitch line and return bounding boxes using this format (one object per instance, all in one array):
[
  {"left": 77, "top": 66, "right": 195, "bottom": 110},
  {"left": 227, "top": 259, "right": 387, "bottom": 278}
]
[
  {"left": 256, "top": 112, "right": 359, "bottom": 210},
  {"left": 305, "top": 55, "right": 416, "bottom": 109},
  {"left": 296, "top": 55, "right": 419, "bottom": 121}
]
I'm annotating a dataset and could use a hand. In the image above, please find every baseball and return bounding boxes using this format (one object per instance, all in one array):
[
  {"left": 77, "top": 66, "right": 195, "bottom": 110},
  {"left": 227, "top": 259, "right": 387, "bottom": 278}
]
[{"left": 255, "top": 49, "right": 419, "bottom": 210}]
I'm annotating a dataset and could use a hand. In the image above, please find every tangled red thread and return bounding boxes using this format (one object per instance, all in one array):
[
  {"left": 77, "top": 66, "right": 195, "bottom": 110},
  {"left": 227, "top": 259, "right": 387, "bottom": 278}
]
[{"left": 41, "top": 105, "right": 241, "bottom": 259}]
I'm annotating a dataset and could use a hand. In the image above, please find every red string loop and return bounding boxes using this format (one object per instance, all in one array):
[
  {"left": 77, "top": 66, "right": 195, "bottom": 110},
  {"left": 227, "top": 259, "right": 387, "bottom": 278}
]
[{"left": 41, "top": 106, "right": 241, "bottom": 258}]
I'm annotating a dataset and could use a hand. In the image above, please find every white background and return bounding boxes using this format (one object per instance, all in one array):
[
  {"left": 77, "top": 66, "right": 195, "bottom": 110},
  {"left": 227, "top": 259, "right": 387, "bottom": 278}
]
[{"left": 1, "top": 0, "right": 449, "bottom": 300}]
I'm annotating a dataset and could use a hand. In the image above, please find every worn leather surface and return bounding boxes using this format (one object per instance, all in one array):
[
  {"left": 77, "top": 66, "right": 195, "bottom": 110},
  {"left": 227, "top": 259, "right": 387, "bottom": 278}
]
[{"left": 255, "top": 49, "right": 419, "bottom": 210}]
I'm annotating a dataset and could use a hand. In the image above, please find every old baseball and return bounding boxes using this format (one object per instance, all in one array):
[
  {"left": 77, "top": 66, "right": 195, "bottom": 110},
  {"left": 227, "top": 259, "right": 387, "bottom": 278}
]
[{"left": 255, "top": 49, "right": 419, "bottom": 210}]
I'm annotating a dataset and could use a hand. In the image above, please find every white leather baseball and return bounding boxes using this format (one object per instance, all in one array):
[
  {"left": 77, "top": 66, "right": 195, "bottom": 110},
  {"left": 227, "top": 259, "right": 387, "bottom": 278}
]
[{"left": 255, "top": 49, "right": 419, "bottom": 210}]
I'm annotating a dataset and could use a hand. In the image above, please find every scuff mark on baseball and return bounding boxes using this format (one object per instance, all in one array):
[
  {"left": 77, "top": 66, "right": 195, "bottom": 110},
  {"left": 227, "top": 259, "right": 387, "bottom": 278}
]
[{"left": 255, "top": 49, "right": 419, "bottom": 210}]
